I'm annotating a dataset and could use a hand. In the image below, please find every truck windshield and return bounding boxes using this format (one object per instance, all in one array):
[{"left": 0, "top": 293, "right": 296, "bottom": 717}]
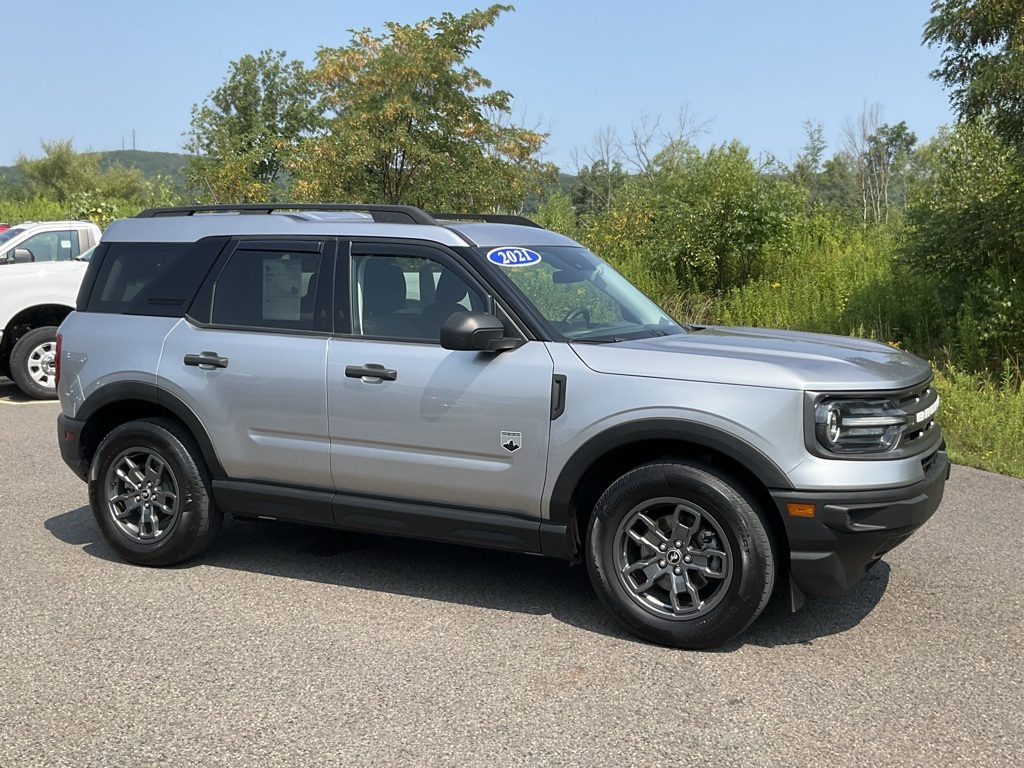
[{"left": 479, "top": 245, "right": 683, "bottom": 342}]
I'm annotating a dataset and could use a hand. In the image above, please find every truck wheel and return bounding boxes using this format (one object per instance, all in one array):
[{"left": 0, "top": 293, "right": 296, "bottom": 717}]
[
  {"left": 587, "top": 460, "right": 775, "bottom": 649},
  {"left": 89, "top": 418, "right": 222, "bottom": 567},
  {"left": 10, "top": 326, "right": 59, "bottom": 399}
]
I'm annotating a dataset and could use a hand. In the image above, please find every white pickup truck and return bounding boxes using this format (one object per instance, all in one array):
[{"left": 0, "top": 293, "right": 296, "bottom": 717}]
[
  {"left": 0, "top": 221, "right": 101, "bottom": 398},
  {"left": 0, "top": 220, "right": 101, "bottom": 265}
]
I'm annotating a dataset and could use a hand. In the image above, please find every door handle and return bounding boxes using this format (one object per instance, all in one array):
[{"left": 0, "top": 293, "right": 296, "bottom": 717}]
[
  {"left": 184, "top": 351, "right": 229, "bottom": 369},
  {"left": 345, "top": 363, "right": 397, "bottom": 381}
]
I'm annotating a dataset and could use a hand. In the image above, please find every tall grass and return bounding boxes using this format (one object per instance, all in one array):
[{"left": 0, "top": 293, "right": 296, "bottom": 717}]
[{"left": 932, "top": 361, "right": 1024, "bottom": 477}]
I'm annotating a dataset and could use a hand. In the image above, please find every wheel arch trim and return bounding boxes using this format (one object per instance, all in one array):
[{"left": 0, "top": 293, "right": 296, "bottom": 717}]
[
  {"left": 548, "top": 418, "right": 793, "bottom": 525},
  {"left": 77, "top": 381, "right": 226, "bottom": 478}
]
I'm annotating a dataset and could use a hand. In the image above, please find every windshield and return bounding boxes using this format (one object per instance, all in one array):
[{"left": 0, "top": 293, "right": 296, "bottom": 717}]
[
  {"left": 0, "top": 226, "right": 27, "bottom": 248},
  {"left": 479, "top": 245, "right": 682, "bottom": 342}
]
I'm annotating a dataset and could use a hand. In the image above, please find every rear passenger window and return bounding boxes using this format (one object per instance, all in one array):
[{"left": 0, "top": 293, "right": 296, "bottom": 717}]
[
  {"left": 210, "top": 249, "right": 324, "bottom": 332},
  {"left": 86, "top": 243, "right": 191, "bottom": 314}
]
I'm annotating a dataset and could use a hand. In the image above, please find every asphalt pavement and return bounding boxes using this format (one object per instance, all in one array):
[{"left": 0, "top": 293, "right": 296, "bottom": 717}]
[{"left": 0, "top": 380, "right": 1021, "bottom": 767}]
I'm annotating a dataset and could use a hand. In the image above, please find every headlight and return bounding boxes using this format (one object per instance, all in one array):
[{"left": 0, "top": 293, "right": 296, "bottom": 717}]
[{"left": 814, "top": 398, "right": 912, "bottom": 454}]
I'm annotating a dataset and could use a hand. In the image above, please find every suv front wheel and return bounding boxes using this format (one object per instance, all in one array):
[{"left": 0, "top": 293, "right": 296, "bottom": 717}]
[
  {"left": 587, "top": 461, "right": 775, "bottom": 649},
  {"left": 89, "top": 418, "right": 222, "bottom": 566}
]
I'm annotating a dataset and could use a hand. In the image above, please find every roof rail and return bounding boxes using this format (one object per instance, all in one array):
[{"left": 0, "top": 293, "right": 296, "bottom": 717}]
[
  {"left": 430, "top": 212, "right": 544, "bottom": 229},
  {"left": 135, "top": 203, "right": 439, "bottom": 225}
]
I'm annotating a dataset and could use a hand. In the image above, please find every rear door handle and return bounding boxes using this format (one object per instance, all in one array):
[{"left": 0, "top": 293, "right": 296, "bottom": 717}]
[
  {"left": 345, "top": 363, "right": 397, "bottom": 381},
  {"left": 184, "top": 352, "right": 229, "bottom": 369}
]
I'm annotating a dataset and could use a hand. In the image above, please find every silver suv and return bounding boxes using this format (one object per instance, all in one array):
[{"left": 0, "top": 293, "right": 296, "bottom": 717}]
[{"left": 55, "top": 204, "right": 949, "bottom": 648}]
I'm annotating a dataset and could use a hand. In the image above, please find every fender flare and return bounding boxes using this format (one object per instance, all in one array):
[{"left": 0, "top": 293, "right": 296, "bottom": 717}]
[
  {"left": 77, "top": 380, "right": 226, "bottom": 477},
  {"left": 547, "top": 418, "right": 793, "bottom": 525}
]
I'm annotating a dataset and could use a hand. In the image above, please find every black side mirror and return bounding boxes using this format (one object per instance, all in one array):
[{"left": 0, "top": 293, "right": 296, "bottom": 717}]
[{"left": 440, "top": 311, "right": 522, "bottom": 352}]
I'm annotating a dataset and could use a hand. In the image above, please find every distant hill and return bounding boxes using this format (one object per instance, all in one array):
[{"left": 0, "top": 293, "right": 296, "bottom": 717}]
[
  {"left": 0, "top": 150, "right": 190, "bottom": 190},
  {"left": 97, "top": 150, "right": 189, "bottom": 180}
]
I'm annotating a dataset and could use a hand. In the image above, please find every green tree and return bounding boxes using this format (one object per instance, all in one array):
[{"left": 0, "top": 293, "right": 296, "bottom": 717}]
[
  {"left": 12, "top": 140, "right": 165, "bottom": 225},
  {"left": 577, "top": 140, "right": 800, "bottom": 298},
  {"left": 293, "top": 5, "right": 551, "bottom": 209},
  {"left": 570, "top": 159, "right": 628, "bottom": 216},
  {"left": 924, "top": 0, "right": 1024, "bottom": 149},
  {"left": 904, "top": 119, "right": 1024, "bottom": 364},
  {"left": 647, "top": 141, "right": 800, "bottom": 292},
  {"left": 790, "top": 119, "right": 826, "bottom": 200},
  {"left": 866, "top": 121, "right": 918, "bottom": 221},
  {"left": 184, "top": 50, "right": 318, "bottom": 202},
  {"left": 16, "top": 139, "right": 101, "bottom": 204}
]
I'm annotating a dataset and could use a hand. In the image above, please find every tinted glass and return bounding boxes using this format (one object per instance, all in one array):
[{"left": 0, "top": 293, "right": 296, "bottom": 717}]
[
  {"left": 352, "top": 253, "right": 482, "bottom": 342},
  {"left": 211, "top": 249, "right": 323, "bottom": 332},
  {"left": 86, "top": 242, "right": 191, "bottom": 314}
]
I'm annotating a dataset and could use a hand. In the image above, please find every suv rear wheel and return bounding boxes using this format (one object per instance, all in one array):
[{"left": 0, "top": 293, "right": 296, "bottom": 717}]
[
  {"left": 587, "top": 460, "right": 775, "bottom": 649},
  {"left": 10, "top": 325, "right": 59, "bottom": 399},
  {"left": 89, "top": 418, "right": 222, "bottom": 566}
]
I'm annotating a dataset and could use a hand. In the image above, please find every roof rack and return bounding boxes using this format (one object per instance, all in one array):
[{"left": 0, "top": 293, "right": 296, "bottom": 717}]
[
  {"left": 430, "top": 212, "right": 543, "bottom": 229},
  {"left": 135, "top": 203, "right": 438, "bottom": 225}
]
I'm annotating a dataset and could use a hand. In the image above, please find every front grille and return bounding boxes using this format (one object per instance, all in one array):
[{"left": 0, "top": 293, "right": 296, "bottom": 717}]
[{"left": 900, "top": 384, "right": 940, "bottom": 449}]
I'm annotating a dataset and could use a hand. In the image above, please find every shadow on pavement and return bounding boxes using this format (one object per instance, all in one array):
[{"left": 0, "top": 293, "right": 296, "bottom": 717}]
[
  {"left": 0, "top": 378, "right": 55, "bottom": 404},
  {"left": 46, "top": 505, "right": 889, "bottom": 649}
]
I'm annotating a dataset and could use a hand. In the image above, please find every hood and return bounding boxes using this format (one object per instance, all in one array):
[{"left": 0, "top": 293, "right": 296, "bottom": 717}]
[{"left": 571, "top": 326, "right": 932, "bottom": 391}]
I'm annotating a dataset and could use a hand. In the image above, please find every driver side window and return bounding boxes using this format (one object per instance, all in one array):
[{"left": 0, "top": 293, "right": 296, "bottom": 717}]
[{"left": 352, "top": 253, "right": 482, "bottom": 342}]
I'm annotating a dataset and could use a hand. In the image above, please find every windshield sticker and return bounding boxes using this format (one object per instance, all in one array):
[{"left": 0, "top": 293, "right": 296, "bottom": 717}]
[{"left": 487, "top": 247, "right": 542, "bottom": 267}]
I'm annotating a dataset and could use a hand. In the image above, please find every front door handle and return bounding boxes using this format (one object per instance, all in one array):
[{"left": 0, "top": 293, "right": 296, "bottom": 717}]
[
  {"left": 345, "top": 363, "right": 397, "bottom": 381},
  {"left": 184, "top": 351, "right": 229, "bottom": 369}
]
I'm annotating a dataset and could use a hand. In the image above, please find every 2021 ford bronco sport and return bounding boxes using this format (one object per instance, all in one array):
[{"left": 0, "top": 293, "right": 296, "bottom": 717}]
[{"left": 55, "top": 204, "right": 949, "bottom": 648}]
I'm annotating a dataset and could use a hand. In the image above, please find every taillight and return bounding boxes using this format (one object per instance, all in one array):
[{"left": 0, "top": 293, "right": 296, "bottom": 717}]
[{"left": 55, "top": 333, "right": 62, "bottom": 387}]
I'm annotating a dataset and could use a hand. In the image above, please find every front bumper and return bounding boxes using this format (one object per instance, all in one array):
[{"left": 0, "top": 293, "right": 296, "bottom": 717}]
[
  {"left": 57, "top": 412, "right": 89, "bottom": 481},
  {"left": 772, "top": 448, "right": 950, "bottom": 597}
]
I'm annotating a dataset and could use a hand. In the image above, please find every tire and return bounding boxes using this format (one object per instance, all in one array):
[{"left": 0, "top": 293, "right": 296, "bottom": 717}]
[
  {"left": 586, "top": 460, "right": 775, "bottom": 649},
  {"left": 10, "top": 325, "right": 59, "bottom": 399},
  {"left": 88, "top": 418, "right": 222, "bottom": 566}
]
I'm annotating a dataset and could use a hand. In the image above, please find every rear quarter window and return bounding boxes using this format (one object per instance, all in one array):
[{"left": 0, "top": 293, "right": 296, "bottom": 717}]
[{"left": 83, "top": 239, "right": 227, "bottom": 316}]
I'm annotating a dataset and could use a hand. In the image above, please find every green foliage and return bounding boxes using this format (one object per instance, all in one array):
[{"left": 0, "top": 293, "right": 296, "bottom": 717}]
[
  {"left": 646, "top": 141, "right": 802, "bottom": 293},
  {"left": 925, "top": 0, "right": 1024, "bottom": 150},
  {"left": 903, "top": 119, "right": 1024, "bottom": 366},
  {"left": 16, "top": 140, "right": 102, "bottom": 203},
  {"left": 0, "top": 197, "right": 65, "bottom": 224},
  {"left": 789, "top": 119, "right": 826, "bottom": 198},
  {"left": 3, "top": 143, "right": 183, "bottom": 226},
  {"left": 294, "top": 5, "right": 552, "bottom": 209},
  {"left": 97, "top": 151, "right": 188, "bottom": 181},
  {"left": 571, "top": 159, "right": 628, "bottom": 215},
  {"left": 185, "top": 50, "right": 318, "bottom": 202},
  {"left": 533, "top": 192, "right": 578, "bottom": 237},
  {"left": 931, "top": 360, "right": 1024, "bottom": 477}
]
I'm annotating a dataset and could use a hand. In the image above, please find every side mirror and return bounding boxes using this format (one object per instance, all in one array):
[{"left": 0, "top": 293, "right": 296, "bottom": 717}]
[
  {"left": 13, "top": 248, "right": 34, "bottom": 264},
  {"left": 440, "top": 311, "right": 522, "bottom": 352}
]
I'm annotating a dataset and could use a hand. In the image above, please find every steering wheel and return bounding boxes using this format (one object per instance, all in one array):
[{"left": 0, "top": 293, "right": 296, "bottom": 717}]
[{"left": 563, "top": 305, "right": 591, "bottom": 325}]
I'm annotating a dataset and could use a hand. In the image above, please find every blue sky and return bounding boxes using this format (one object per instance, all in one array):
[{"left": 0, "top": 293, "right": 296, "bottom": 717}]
[{"left": 2, "top": 1, "right": 953, "bottom": 172}]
